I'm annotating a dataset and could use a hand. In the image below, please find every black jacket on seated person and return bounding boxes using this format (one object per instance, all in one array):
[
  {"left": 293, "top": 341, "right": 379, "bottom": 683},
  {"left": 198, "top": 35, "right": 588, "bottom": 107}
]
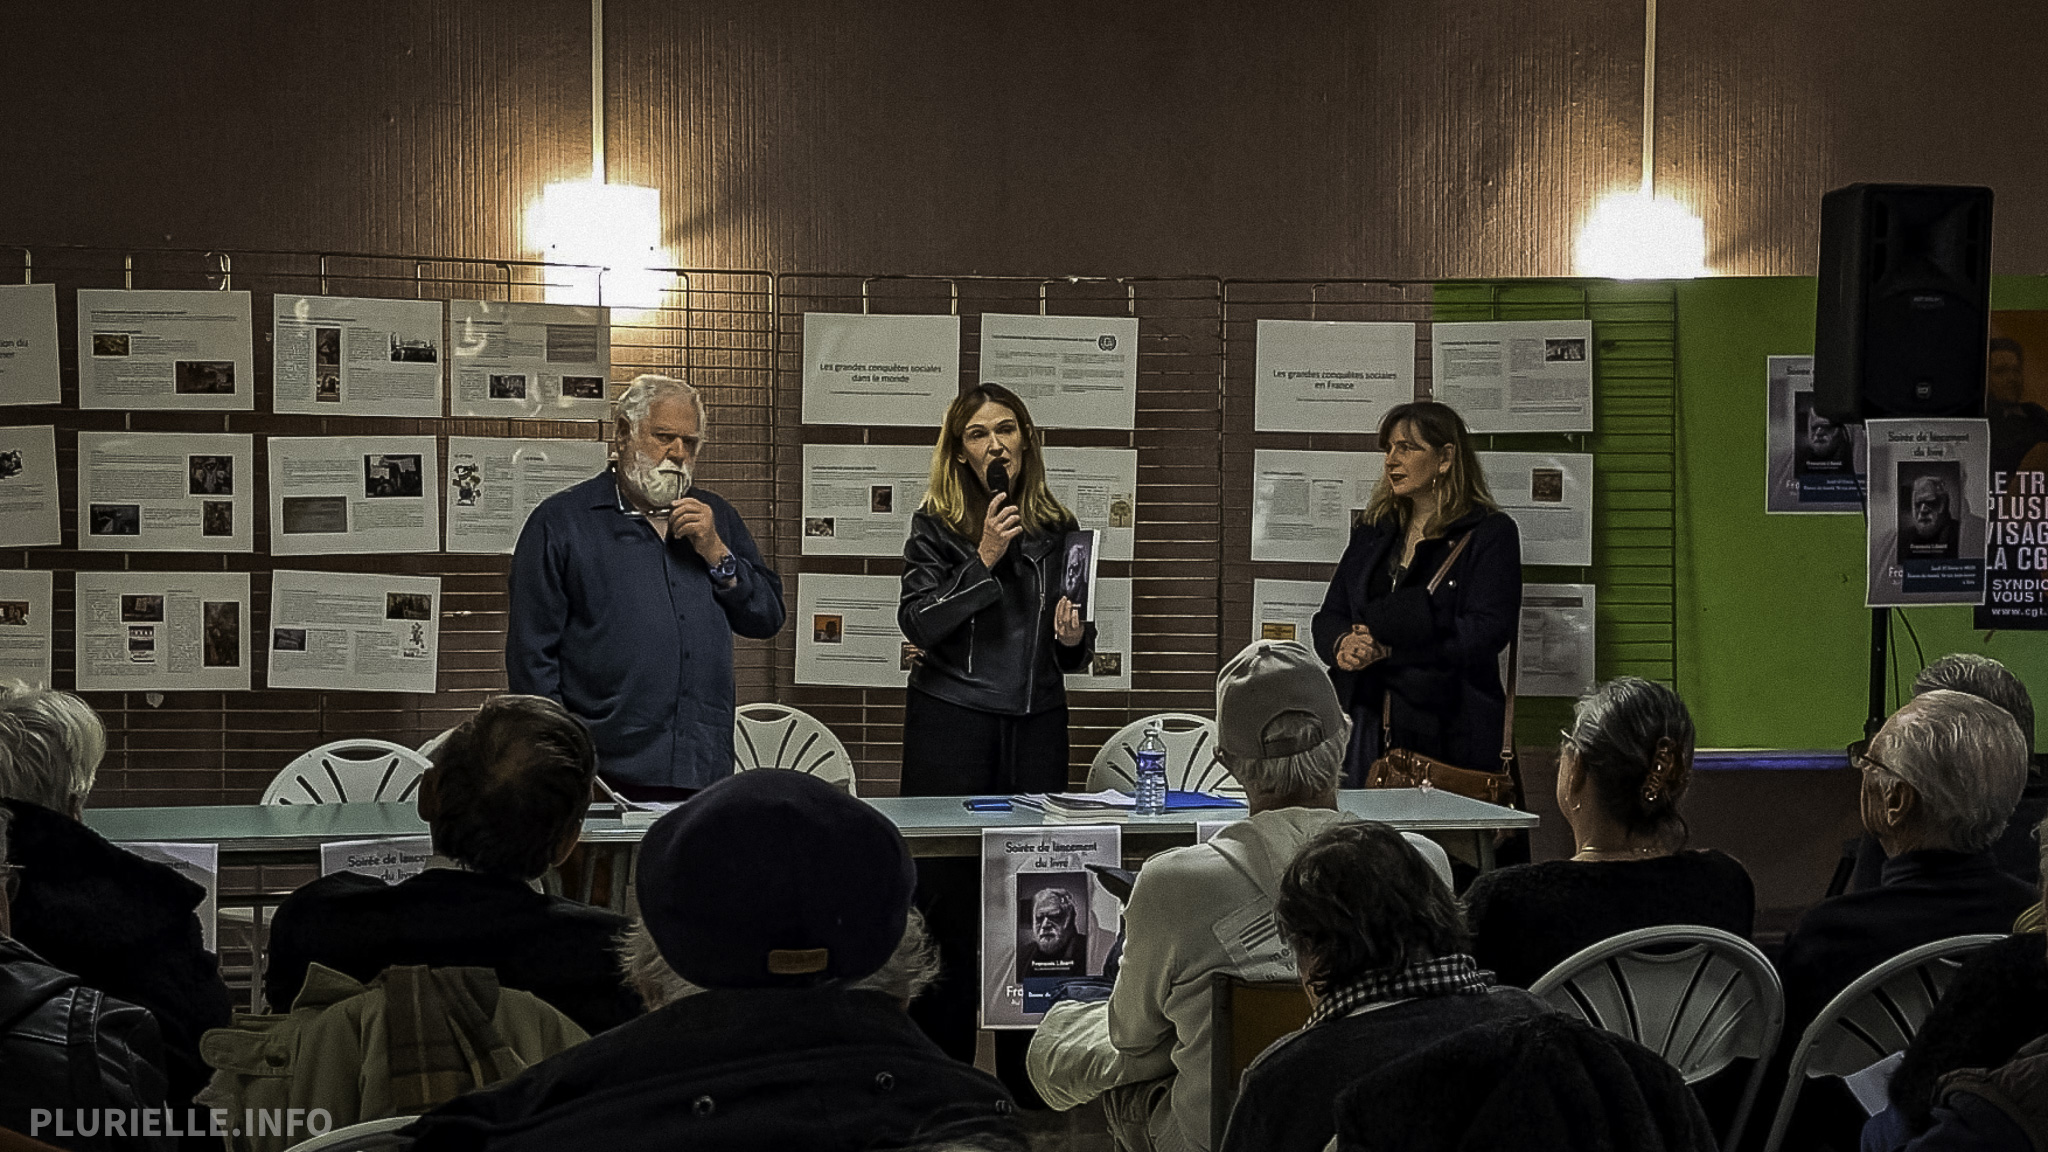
[
  {"left": 2, "top": 799, "right": 230, "bottom": 1112},
  {"left": 1329, "top": 1012, "right": 1716, "bottom": 1152},
  {"left": 1221, "top": 986, "right": 1551, "bottom": 1152},
  {"left": 0, "top": 935, "right": 171, "bottom": 1152},
  {"left": 1887, "top": 932, "right": 2048, "bottom": 1135},
  {"left": 1463, "top": 849, "right": 1756, "bottom": 989},
  {"left": 402, "top": 984, "right": 1023, "bottom": 1152},
  {"left": 1762, "top": 848, "right": 2037, "bottom": 1152},
  {"left": 264, "top": 868, "right": 639, "bottom": 1035}
]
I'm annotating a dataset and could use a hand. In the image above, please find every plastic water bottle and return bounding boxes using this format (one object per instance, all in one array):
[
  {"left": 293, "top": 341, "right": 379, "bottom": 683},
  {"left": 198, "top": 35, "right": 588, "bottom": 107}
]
[{"left": 1134, "top": 726, "right": 1168, "bottom": 816}]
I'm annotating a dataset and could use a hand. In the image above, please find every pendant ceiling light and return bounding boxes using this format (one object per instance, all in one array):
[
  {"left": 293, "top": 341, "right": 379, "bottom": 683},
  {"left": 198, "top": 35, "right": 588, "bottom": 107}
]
[
  {"left": 527, "top": 0, "right": 670, "bottom": 310},
  {"left": 1575, "top": 0, "right": 1710, "bottom": 279}
]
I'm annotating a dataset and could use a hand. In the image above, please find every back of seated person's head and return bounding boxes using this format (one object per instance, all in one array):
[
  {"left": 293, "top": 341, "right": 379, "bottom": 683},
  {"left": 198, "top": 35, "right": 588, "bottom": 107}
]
[
  {"left": 0, "top": 681, "right": 106, "bottom": 819},
  {"left": 423, "top": 694, "right": 596, "bottom": 880},
  {"left": 632, "top": 768, "right": 922, "bottom": 1003},
  {"left": 1914, "top": 653, "right": 2035, "bottom": 751},
  {"left": 1275, "top": 821, "right": 1467, "bottom": 999},
  {"left": 1865, "top": 689, "right": 2029, "bottom": 855},
  {"left": 1563, "top": 676, "right": 1696, "bottom": 845},
  {"left": 1214, "top": 639, "right": 1350, "bottom": 806}
]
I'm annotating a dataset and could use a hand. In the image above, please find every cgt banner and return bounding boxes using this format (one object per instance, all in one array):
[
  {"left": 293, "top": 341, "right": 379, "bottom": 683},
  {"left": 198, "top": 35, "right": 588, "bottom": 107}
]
[{"left": 1978, "top": 312, "right": 2048, "bottom": 630}]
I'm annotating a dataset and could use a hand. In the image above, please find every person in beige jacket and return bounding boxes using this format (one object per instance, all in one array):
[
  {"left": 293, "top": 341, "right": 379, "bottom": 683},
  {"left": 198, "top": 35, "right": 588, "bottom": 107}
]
[{"left": 1026, "top": 640, "right": 1451, "bottom": 1152}]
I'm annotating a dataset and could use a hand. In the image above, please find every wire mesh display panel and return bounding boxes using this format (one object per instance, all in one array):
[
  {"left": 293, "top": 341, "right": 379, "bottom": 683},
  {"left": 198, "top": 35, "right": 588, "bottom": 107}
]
[
  {"left": 0, "top": 242, "right": 773, "bottom": 806},
  {"left": 773, "top": 275, "right": 1223, "bottom": 794}
]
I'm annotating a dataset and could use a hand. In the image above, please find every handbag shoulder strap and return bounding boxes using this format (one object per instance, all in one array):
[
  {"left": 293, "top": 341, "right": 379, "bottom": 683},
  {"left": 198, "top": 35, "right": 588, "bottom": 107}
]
[
  {"left": 1501, "top": 627, "right": 1519, "bottom": 765},
  {"left": 1425, "top": 532, "right": 1474, "bottom": 594}
]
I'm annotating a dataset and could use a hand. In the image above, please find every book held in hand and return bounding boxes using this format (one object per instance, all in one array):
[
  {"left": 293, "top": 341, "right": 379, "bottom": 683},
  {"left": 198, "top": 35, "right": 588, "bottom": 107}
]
[{"left": 1059, "top": 528, "right": 1099, "bottom": 621}]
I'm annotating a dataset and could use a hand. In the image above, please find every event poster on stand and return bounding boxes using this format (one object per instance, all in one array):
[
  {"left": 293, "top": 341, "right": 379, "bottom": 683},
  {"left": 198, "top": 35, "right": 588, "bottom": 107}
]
[
  {"left": 0, "top": 570, "right": 53, "bottom": 687},
  {"left": 448, "top": 300, "right": 610, "bottom": 420},
  {"left": 1253, "top": 320, "right": 1414, "bottom": 434},
  {"left": 1979, "top": 313, "right": 2048, "bottom": 629},
  {"left": 445, "top": 437, "right": 608, "bottom": 554},
  {"left": 268, "top": 436, "right": 440, "bottom": 556},
  {"left": 1867, "top": 419, "right": 1991, "bottom": 607},
  {"left": 801, "top": 313, "right": 960, "bottom": 426},
  {"left": 794, "top": 573, "right": 908, "bottom": 687},
  {"left": 267, "top": 571, "right": 442, "bottom": 694},
  {"left": 799, "top": 444, "right": 933, "bottom": 557},
  {"left": 978, "top": 314, "right": 1138, "bottom": 430},
  {"left": 0, "top": 425, "right": 61, "bottom": 548},
  {"left": 274, "top": 295, "right": 444, "bottom": 417},
  {"left": 980, "top": 825, "right": 1122, "bottom": 1028},
  {"left": 74, "top": 572, "right": 250, "bottom": 692},
  {"left": 77, "top": 432, "right": 255, "bottom": 553},
  {"left": 1765, "top": 355, "right": 1865, "bottom": 514},
  {"left": 77, "top": 289, "right": 254, "bottom": 411},
  {"left": 0, "top": 284, "right": 60, "bottom": 405},
  {"left": 1431, "top": 320, "right": 1594, "bottom": 433}
]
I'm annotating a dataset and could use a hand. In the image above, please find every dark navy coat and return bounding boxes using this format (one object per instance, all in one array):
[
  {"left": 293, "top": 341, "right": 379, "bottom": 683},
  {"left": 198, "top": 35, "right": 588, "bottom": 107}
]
[
  {"left": 1311, "top": 506, "right": 1521, "bottom": 777},
  {"left": 507, "top": 471, "right": 785, "bottom": 790}
]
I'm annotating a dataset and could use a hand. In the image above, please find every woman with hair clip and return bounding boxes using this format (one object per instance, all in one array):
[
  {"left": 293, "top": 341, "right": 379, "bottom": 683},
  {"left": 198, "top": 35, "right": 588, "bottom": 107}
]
[
  {"left": 1462, "top": 676, "right": 1755, "bottom": 990},
  {"left": 1311, "top": 401, "right": 1523, "bottom": 787},
  {"left": 898, "top": 382, "right": 1094, "bottom": 794},
  {"left": 898, "top": 383, "right": 1094, "bottom": 1103}
]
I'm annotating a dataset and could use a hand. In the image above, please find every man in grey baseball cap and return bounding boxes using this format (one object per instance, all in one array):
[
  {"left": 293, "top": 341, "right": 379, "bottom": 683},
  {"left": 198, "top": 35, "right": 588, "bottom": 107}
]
[{"left": 1029, "top": 639, "right": 1449, "bottom": 1152}]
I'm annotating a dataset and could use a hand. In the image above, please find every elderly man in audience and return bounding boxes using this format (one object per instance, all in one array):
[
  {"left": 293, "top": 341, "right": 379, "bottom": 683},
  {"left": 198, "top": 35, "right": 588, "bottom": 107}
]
[
  {"left": 0, "top": 804, "right": 175, "bottom": 1150},
  {"left": 265, "top": 695, "right": 639, "bottom": 1034},
  {"left": 402, "top": 768, "right": 1024, "bottom": 1152},
  {"left": 1219, "top": 820, "right": 1553, "bottom": 1152},
  {"left": 1769, "top": 689, "right": 2037, "bottom": 1152},
  {"left": 0, "top": 681, "right": 230, "bottom": 1118},
  {"left": 1850, "top": 653, "right": 2048, "bottom": 890},
  {"left": 1026, "top": 640, "right": 1452, "bottom": 1152}
]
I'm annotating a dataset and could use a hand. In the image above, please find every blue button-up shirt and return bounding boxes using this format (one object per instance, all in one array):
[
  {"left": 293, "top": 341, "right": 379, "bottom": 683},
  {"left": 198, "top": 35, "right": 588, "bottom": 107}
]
[{"left": 507, "top": 471, "right": 786, "bottom": 789}]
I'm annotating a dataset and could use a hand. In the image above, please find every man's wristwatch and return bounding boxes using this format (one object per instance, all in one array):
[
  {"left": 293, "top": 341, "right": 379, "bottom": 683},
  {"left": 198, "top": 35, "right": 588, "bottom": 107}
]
[{"left": 708, "top": 551, "right": 739, "bottom": 584}]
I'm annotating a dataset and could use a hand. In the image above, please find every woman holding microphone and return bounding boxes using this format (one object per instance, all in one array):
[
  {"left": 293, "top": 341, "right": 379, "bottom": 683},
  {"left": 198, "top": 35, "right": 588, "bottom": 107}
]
[
  {"left": 1312, "top": 401, "right": 1523, "bottom": 788},
  {"left": 899, "top": 382, "right": 1094, "bottom": 795},
  {"left": 899, "top": 383, "right": 1094, "bottom": 1099}
]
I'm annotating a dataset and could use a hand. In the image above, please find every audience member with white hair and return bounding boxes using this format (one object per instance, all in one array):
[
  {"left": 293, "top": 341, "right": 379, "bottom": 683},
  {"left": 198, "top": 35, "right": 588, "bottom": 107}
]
[
  {"left": 1768, "top": 689, "right": 2037, "bottom": 1151},
  {"left": 0, "top": 681, "right": 231, "bottom": 1115},
  {"left": 1848, "top": 653, "right": 2048, "bottom": 890},
  {"left": 507, "top": 372, "right": 786, "bottom": 801},
  {"left": 1026, "top": 640, "right": 1452, "bottom": 1152}
]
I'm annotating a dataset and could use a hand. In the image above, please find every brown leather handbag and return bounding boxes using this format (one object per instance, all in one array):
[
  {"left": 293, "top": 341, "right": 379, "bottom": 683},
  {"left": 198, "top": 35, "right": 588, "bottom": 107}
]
[{"left": 1362, "top": 533, "right": 1521, "bottom": 808}]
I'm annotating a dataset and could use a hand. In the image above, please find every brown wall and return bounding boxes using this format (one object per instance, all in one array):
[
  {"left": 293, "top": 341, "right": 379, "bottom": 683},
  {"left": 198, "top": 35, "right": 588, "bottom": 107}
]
[{"left": 7, "top": 2, "right": 2048, "bottom": 278}]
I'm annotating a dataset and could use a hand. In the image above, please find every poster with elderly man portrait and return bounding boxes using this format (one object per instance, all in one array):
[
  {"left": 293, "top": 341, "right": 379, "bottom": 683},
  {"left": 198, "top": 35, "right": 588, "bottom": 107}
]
[
  {"left": 1867, "top": 418, "right": 1990, "bottom": 607},
  {"left": 979, "top": 826, "right": 1122, "bottom": 1028}
]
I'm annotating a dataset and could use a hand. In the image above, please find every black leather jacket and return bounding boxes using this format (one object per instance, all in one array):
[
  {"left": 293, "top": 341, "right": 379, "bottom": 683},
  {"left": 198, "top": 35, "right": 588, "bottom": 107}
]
[
  {"left": 0, "top": 935, "right": 172, "bottom": 1151},
  {"left": 899, "top": 511, "right": 1095, "bottom": 716}
]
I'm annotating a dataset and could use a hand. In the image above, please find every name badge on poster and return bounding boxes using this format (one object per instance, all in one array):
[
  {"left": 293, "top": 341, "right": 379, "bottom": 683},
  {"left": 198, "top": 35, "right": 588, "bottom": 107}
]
[{"left": 980, "top": 826, "right": 1122, "bottom": 1028}]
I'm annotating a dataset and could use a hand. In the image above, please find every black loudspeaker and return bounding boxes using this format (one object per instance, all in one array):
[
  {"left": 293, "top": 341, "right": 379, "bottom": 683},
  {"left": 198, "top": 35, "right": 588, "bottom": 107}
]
[{"left": 1814, "top": 183, "right": 1993, "bottom": 422}]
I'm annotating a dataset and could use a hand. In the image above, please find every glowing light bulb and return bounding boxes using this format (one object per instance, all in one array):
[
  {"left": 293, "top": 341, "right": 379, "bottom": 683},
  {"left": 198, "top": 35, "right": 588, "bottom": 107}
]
[
  {"left": 1575, "top": 192, "right": 1710, "bottom": 279},
  {"left": 527, "top": 181, "right": 670, "bottom": 311}
]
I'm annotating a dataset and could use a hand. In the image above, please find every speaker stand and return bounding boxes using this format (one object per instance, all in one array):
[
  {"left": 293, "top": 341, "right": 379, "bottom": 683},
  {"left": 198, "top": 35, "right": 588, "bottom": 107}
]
[{"left": 1865, "top": 607, "right": 1890, "bottom": 740}]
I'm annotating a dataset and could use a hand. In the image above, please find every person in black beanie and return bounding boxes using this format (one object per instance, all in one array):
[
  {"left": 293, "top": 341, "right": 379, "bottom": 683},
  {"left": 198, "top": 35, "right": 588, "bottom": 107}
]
[{"left": 403, "top": 769, "right": 1025, "bottom": 1152}]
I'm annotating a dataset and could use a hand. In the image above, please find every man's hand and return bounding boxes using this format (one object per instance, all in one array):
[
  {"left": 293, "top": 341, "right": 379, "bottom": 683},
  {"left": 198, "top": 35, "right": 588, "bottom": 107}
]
[
  {"left": 1333, "top": 624, "right": 1388, "bottom": 672},
  {"left": 668, "top": 498, "right": 730, "bottom": 567}
]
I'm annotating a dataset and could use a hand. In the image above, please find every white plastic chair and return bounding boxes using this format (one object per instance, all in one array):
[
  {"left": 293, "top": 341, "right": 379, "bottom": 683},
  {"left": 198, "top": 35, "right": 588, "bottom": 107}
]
[
  {"left": 732, "top": 703, "right": 858, "bottom": 795},
  {"left": 280, "top": 1115, "right": 415, "bottom": 1152},
  {"left": 1086, "top": 713, "right": 1244, "bottom": 798},
  {"left": 1759, "top": 933, "right": 2003, "bottom": 1152},
  {"left": 1530, "top": 925, "right": 1783, "bottom": 1150},
  {"left": 416, "top": 727, "right": 456, "bottom": 760},
  {"left": 260, "top": 739, "right": 433, "bottom": 805}
]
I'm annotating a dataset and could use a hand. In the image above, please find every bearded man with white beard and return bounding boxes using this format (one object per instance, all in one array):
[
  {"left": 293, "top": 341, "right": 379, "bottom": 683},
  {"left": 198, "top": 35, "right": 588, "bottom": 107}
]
[{"left": 509, "top": 374, "right": 786, "bottom": 799}]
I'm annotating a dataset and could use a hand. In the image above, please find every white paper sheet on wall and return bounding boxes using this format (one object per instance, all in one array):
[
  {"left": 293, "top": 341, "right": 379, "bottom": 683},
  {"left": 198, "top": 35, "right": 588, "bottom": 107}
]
[
  {"left": 0, "top": 284, "right": 61, "bottom": 406},
  {"left": 978, "top": 313, "right": 1138, "bottom": 430},
  {"left": 77, "top": 289, "right": 254, "bottom": 411},
  {"left": 267, "top": 570, "right": 442, "bottom": 694},
  {"left": 801, "top": 313, "right": 960, "bottom": 426},
  {"left": 77, "top": 432, "right": 255, "bottom": 553},
  {"left": 274, "top": 294, "right": 445, "bottom": 417},
  {"left": 1254, "top": 319, "right": 1415, "bottom": 434}
]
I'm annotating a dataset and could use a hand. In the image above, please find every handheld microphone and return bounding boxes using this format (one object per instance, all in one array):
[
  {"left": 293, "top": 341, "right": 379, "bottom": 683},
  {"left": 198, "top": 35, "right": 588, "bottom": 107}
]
[{"left": 986, "top": 459, "right": 1011, "bottom": 498}]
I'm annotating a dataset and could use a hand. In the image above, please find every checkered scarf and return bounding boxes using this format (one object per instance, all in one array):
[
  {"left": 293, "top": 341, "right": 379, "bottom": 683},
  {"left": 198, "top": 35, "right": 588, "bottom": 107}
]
[{"left": 1305, "top": 953, "right": 1494, "bottom": 1028}]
